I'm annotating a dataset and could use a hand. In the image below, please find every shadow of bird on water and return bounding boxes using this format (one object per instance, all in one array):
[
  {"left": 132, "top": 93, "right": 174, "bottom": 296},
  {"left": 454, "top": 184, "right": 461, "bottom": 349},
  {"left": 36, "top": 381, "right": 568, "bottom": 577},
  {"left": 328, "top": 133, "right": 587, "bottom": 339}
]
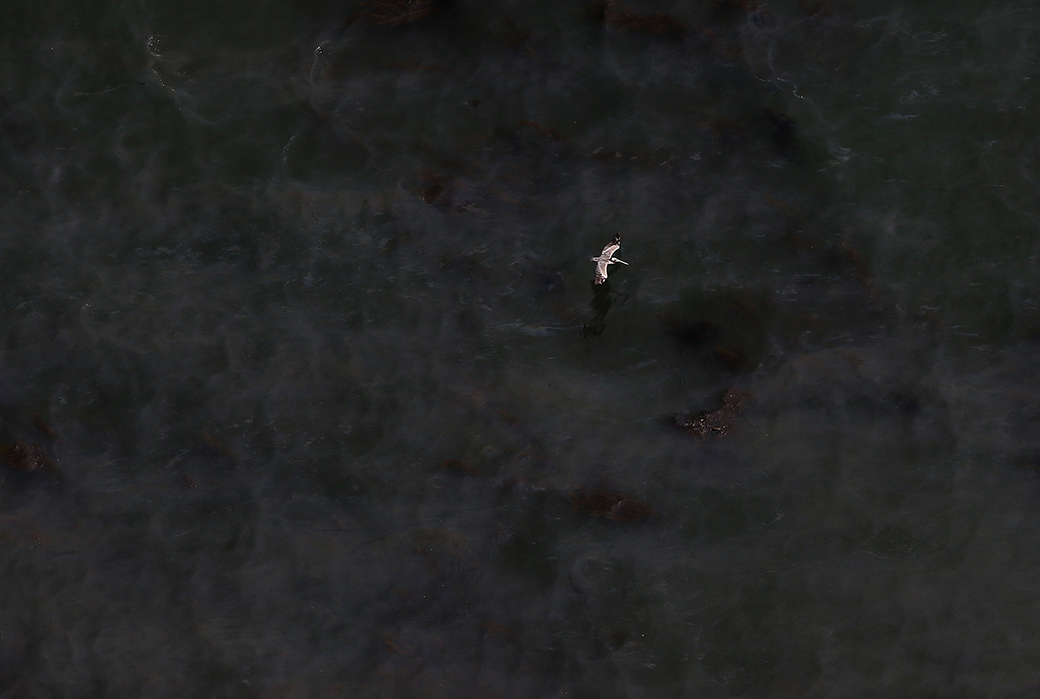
[{"left": 581, "top": 280, "right": 629, "bottom": 340}]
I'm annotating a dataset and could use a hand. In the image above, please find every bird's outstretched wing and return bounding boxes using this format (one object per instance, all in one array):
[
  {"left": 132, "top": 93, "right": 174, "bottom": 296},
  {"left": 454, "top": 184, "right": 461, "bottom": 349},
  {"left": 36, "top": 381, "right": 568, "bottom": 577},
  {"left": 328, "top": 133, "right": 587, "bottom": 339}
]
[
  {"left": 595, "top": 258, "right": 610, "bottom": 284},
  {"left": 599, "top": 234, "right": 622, "bottom": 258}
]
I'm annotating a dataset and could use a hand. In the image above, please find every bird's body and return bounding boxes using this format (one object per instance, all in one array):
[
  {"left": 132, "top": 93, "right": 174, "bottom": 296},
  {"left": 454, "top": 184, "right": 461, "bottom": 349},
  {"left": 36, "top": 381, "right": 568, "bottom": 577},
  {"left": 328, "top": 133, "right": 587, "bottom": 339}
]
[{"left": 591, "top": 234, "right": 628, "bottom": 284}]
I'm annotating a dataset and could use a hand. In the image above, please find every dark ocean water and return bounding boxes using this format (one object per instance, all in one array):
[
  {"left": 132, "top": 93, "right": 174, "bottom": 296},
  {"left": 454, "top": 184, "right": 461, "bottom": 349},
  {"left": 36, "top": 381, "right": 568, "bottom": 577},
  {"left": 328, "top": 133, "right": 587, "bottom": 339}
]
[{"left": 4, "top": 0, "right": 1040, "bottom": 696}]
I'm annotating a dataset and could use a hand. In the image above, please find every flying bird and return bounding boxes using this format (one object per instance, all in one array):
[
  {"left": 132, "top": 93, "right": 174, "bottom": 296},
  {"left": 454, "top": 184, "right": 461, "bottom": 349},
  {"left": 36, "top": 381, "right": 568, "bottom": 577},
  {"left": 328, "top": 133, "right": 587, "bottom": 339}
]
[{"left": 591, "top": 234, "right": 628, "bottom": 284}]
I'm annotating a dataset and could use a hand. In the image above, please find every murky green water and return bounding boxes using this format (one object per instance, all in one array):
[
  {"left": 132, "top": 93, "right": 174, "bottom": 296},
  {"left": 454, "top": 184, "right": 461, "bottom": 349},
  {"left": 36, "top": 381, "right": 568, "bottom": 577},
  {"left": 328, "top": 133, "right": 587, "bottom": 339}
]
[{"left": 3, "top": 0, "right": 1040, "bottom": 696}]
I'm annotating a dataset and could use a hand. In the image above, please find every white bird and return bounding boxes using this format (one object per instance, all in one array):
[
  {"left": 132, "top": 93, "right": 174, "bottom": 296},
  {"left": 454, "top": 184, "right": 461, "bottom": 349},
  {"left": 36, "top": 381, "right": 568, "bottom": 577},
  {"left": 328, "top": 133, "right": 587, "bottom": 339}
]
[{"left": 591, "top": 234, "right": 628, "bottom": 284}]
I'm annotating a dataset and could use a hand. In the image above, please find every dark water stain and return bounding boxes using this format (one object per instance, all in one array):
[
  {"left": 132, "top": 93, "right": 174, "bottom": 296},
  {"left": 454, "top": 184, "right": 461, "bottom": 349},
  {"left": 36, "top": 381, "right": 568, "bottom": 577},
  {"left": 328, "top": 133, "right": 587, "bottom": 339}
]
[
  {"left": 493, "top": 489, "right": 560, "bottom": 588},
  {"left": 349, "top": 0, "right": 450, "bottom": 28},
  {"left": 588, "top": 1, "right": 689, "bottom": 39},
  {"left": 660, "top": 288, "right": 770, "bottom": 371},
  {"left": 569, "top": 483, "right": 653, "bottom": 522},
  {"left": 763, "top": 106, "right": 797, "bottom": 157}
]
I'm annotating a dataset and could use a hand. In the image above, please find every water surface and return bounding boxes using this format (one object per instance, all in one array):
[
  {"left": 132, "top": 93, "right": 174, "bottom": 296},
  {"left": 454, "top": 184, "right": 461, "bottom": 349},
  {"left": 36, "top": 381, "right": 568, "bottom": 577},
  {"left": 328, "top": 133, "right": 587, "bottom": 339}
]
[{"left": 3, "top": 1, "right": 1040, "bottom": 696}]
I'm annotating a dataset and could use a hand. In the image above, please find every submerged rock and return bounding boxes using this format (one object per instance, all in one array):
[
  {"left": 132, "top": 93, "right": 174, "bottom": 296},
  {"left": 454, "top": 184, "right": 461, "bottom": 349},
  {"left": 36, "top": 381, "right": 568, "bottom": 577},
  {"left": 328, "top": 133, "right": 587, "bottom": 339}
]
[
  {"left": 676, "top": 387, "right": 750, "bottom": 439},
  {"left": 0, "top": 442, "right": 55, "bottom": 472},
  {"left": 570, "top": 485, "right": 653, "bottom": 522}
]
